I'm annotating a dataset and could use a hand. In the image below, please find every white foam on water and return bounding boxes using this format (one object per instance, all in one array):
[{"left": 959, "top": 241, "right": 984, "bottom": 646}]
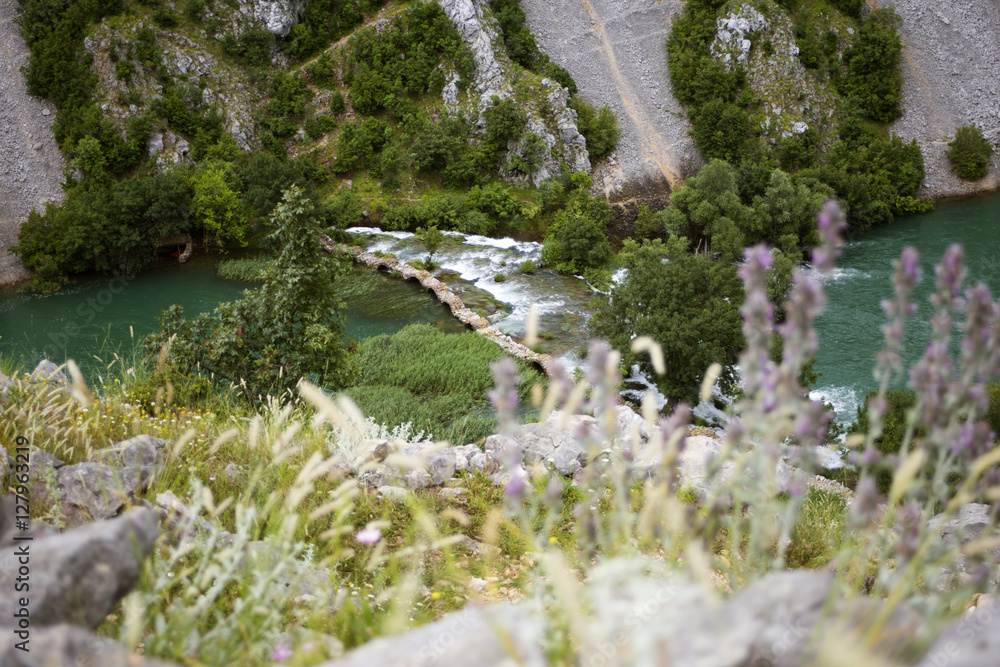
[
  {"left": 809, "top": 385, "right": 861, "bottom": 427},
  {"left": 345, "top": 226, "right": 415, "bottom": 240},
  {"left": 462, "top": 235, "right": 543, "bottom": 253}
]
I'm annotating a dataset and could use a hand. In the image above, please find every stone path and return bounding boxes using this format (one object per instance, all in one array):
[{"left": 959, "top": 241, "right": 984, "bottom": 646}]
[{"left": 322, "top": 237, "right": 559, "bottom": 377}]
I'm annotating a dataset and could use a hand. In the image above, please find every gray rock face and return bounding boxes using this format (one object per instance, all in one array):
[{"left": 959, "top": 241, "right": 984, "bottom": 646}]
[
  {"left": 0, "top": 508, "right": 159, "bottom": 629},
  {"left": 920, "top": 594, "right": 1000, "bottom": 667},
  {"left": 0, "top": 623, "right": 179, "bottom": 666},
  {"left": 520, "top": 0, "right": 699, "bottom": 192},
  {"left": 929, "top": 503, "right": 1000, "bottom": 588},
  {"left": 872, "top": 0, "right": 1000, "bottom": 199},
  {"left": 0, "top": 0, "right": 67, "bottom": 287},
  {"left": 251, "top": 0, "right": 306, "bottom": 37},
  {"left": 94, "top": 434, "right": 167, "bottom": 468},
  {"left": 148, "top": 131, "right": 165, "bottom": 157},
  {"left": 36, "top": 462, "right": 148, "bottom": 528},
  {"left": 29, "top": 359, "right": 67, "bottom": 387},
  {"left": 317, "top": 602, "right": 544, "bottom": 667},
  {"left": 437, "top": 0, "right": 512, "bottom": 114}
]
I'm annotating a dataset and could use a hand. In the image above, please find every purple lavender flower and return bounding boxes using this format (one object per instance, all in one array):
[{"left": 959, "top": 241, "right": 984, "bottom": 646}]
[
  {"left": 355, "top": 528, "right": 382, "bottom": 546},
  {"left": 271, "top": 644, "right": 293, "bottom": 662}
]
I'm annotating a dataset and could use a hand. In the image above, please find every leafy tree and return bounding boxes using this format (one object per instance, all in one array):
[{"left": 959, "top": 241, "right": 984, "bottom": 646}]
[
  {"left": 570, "top": 98, "right": 620, "bottom": 160},
  {"left": 541, "top": 191, "right": 613, "bottom": 276},
  {"left": 416, "top": 225, "right": 444, "bottom": 266},
  {"left": 693, "top": 99, "right": 753, "bottom": 164},
  {"left": 191, "top": 162, "right": 248, "bottom": 248},
  {"left": 484, "top": 96, "right": 527, "bottom": 155},
  {"left": 148, "top": 186, "right": 358, "bottom": 402},
  {"left": 948, "top": 125, "right": 995, "bottom": 181},
  {"left": 591, "top": 240, "right": 744, "bottom": 404}
]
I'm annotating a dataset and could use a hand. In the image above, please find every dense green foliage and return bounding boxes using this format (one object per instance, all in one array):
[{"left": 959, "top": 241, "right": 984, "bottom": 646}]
[
  {"left": 12, "top": 149, "right": 317, "bottom": 288},
  {"left": 591, "top": 239, "right": 744, "bottom": 404},
  {"left": 283, "top": 0, "right": 388, "bottom": 60},
  {"left": 146, "top": 187, "right": 358, "bottom": 402},
  {"left": 540, "top": 189, "right": 614, "bottom": 280},
  {"left": 343, "top": 3, "right": 474, "bottom": 117},
  {"left": 947, "top": 126, "right": 995, "bottom": 181},
  {"left": 836, "top": 9, "right": 904, "bottom": 124},
  {"left": 345, "top": 324, "right": 545, "bottom": 443},
  {"left": 656, "top": 159, "right": 830, "bottom": 262},
  {"left": 665, "top": 0, "right": 924, "bottom": 232},
  {"left": 569, "top": 97, "right": 620, "bottom": 160}
]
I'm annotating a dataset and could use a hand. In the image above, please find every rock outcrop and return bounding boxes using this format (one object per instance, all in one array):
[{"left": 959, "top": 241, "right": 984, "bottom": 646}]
[
  {"left": 873, "top": 0, "right": 1000, "bottom": 198},
  {"left": 437, "top": 0, "right": 589, "bottom": 184},
  {"left": 0, "top": 507, "right": 159, "bottom": 629}
]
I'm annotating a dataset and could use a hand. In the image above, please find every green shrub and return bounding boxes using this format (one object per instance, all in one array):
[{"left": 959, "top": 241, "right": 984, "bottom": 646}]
[
  {"left": 519, "top": 259, "right": 537, "bottom": 274},
  {"left": 947, "top": 125, "right": 994, "bottom": 181},
  {"left": 541, "top": 191, "right": 613, "bottom": 275},
  {"left": 693, "top": 99, "right": 753, "bottom": 164},
  {"left": 305, "top": 114, "right": 337, "bottom": 140},
  {"left": 848, "top": 388, "right": 921, "bottom": 493},
  {"left": 494, "top": 273, "right": 506, "bottom": 282},
  {"left": 330, "top": 91, "right": 346, "bottom": 114},
  {"left": 591, "top": 239, "right": 744, "bottom": 404},
  {"left": 837, "top": 8, "right": 904, "bottom": 124},
  {"left": 570, "top": 98, "right": 620, "bottom": 160}
]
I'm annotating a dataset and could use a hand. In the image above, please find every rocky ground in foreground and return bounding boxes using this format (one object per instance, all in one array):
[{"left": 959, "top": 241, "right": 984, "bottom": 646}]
[
  {"left": 0, "top": 0, "right": 66, "bottom": 287},
  {"left": 874, "top": 0, "right": 1000, "bottom": 199}
]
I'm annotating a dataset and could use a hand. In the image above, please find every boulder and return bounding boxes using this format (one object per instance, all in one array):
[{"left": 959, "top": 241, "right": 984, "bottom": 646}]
[
  {"left": 0, "top": 624, "right": 179, "bottom": 666},
  {"left": 0, "top": 508, "right": 159, "bottom": 629},
  {"left": 377, "top": 486, "right": 409, "bottom": 503},
  {"left": 928, "top": 504, "right": 1000, "bottom": 588},
  {"left": 316, "top": 602, "right": 544, "bottom": 667},
  {"left": 248, "top": 0, "right": 306, "bottom": 37},
  {"left": 29, "top": 360, "right": 67, "bottom": 387},
  {"left": 920, "top": 594, "right": 1000, "bottom": 667},
  {"left": 38, "top": 462, "right": 148, "bottom": 528},
  {"left": 94, "top": 434, "right": 167, "bottom": 468}
]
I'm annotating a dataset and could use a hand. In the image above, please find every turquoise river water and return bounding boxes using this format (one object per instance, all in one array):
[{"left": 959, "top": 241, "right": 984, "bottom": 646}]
[{"left": 1, "top": 192, "right": 997, "bottom": 419}]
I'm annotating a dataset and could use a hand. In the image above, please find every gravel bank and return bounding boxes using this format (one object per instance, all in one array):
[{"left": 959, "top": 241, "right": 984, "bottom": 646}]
[
  {"left": 0, "top": 0, "right": 66, "bottom": 286},
  {"left": 520, "top": 0, "right": 701, "bottom": 197},
  {"left": 873, "top": 0, "right": 1000, "bottom": 199}
]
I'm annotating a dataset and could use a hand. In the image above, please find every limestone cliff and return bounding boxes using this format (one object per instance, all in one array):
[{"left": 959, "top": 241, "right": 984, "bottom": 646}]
[{"left": 873, "top": 0, "right": 1000, "bottom": 199}]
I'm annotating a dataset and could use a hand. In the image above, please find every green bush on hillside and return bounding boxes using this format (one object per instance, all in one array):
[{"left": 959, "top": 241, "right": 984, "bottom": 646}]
[
  {"left": 570, "top": 97, "right": 620, "bottom": 160},
  {"left": 947, "top": 125, "right": 995, "bottom": 181}
]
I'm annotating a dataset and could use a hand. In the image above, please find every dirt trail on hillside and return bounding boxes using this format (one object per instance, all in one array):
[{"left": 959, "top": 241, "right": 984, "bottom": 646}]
[
  {"left": 521, "top": 0, "right": 700, "bottom": 195},
  {"left": 0, "top": 0, "right": 65, "bottom": 286},
  {"left": 872, "top": 0, "right": 1000, "bottom": 198}
]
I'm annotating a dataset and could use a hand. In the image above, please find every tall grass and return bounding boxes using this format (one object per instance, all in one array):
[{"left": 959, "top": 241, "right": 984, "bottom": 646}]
[
  {"left": 345, "top": 324, "right": 545, "bottom": 444},
  {"left": 216, "top": 256, "right": 274, "bottom": 282}
]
